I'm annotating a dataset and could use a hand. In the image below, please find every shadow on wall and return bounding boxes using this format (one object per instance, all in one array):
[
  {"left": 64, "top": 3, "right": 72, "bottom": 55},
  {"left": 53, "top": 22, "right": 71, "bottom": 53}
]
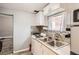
[{"left": 21, "top": 36, "right": 31, "bottom": 50}]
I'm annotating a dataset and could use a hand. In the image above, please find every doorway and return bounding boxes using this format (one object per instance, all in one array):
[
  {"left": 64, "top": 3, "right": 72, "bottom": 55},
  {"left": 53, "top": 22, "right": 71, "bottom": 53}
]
[{"left": 0, "top": 13, "right": 13, "bottom": 55}]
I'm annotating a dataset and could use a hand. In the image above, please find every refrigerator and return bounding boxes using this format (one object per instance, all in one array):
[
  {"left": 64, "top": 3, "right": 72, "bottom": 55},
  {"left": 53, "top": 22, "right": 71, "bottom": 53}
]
[
  {"left": 71, "top": 9, "right": 79, "bottom": 54},
  {"left": 71, "top": 25, "right": 79, "bottom": 54}
]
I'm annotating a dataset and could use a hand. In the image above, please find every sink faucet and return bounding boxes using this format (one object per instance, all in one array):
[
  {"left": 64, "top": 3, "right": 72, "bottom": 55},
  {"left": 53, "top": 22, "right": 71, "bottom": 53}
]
[{"left": 54, "top": 32, "right": 64, "bottom": 41}]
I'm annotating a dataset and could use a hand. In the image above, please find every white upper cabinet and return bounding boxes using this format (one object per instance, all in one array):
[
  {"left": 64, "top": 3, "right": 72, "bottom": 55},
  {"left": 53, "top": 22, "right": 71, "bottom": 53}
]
[
  {"left": 43, "top": 4, "right": 50, "bottom": 16},
  {"left": 43, "top": 3, "right": 65, "bottom": 16},
  {"left": 36, "top": 11, "right": 47, "bottom": 26}
]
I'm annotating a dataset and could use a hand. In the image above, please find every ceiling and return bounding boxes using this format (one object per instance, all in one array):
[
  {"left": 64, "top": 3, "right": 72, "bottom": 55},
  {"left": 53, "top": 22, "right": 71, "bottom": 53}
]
[{"left": 0, "top": 3, "right": 47, "bottom": 13}]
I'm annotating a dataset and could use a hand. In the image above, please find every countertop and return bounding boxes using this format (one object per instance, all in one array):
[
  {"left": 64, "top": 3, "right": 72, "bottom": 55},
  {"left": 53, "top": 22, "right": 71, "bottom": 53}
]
[{"left": 32, "top": 36, "right": 70, "bottom": 55}]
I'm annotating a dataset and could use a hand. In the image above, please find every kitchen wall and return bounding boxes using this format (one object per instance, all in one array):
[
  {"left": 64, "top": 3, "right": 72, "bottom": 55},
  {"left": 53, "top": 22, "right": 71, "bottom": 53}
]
[
  {"left": 1, "top": 3, "right": 79, "bottom": 52},
  {"left": 0, "top": 8, "right": 36, "bottom": 52},
  {"left": 61, "top": 3, "right": 79, "bottom": 25},
  {"left": 61, "top": 3, "right": 79, "bottom": 12}
]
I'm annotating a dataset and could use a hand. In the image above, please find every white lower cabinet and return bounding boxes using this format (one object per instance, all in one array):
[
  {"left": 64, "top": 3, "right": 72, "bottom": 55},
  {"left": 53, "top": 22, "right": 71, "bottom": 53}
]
[
  {"left": 31, "top": 39, "right": 57, "bottom": 55},
  {"left": 42, "top": 45, "right": 56, "bottom": 55},
  {"left": 31, "top": 39, "right": 42, "bottom": 55}
]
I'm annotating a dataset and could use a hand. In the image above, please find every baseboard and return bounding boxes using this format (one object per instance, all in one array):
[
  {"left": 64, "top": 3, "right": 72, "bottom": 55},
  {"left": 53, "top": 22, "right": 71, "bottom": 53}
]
[
  {"left": 13, "top": 48, "right": 29, "bottom": 53},
  {"left": 70, "top": 51, "right": 78, "bottom": 55}
]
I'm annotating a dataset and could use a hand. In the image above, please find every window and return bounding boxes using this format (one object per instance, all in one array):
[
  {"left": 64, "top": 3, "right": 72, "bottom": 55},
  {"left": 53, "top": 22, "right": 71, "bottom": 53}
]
[{"left": 48, "top": 13, "right": 64, "bottom": 32}]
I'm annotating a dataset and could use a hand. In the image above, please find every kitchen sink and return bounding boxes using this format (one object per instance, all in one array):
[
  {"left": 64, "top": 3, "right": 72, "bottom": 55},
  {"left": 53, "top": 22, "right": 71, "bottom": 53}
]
[
  {"left": 40, "top": 38, "right": 47, "bottom": 42},
  {"left": 47, "top": 41, "right": 54, "bottom": 46},
  {"left": 56, "top": 41, "right": 64, "bottom": 47},
  {"left": 39, "top": 37, "right": 53, "bottom": 42},
  {"left": 47, "top": 41, "right": 65, "bottom": 47},
  {"left": 39, "top": 37, "right": 68, "bottom": 48}
]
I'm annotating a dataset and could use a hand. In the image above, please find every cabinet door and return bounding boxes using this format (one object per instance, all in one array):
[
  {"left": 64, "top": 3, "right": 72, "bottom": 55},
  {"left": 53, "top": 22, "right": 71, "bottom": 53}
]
[
  {"left": 36, "top": 11, "right": 45, "bottom": 25},
  {"left": 42, "top": 45, "right": 56, "bottom": 55},
  {"left": 36, "top": 13, "right": 40, "bottom": 25},
  {"left": 31, "top": 39, "right": 36, "bottom": 54},
  {"left": 43, "top": 5, "right": 50, "bottom": 16},
  {"left": 31, "top": 39, "right": 42, "bottom": 55}
]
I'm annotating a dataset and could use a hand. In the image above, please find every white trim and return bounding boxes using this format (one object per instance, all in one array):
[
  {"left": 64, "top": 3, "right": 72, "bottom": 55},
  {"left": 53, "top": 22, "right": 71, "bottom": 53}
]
[{"left": 13, "top": 48, "right": 29, "bottom": 53}]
